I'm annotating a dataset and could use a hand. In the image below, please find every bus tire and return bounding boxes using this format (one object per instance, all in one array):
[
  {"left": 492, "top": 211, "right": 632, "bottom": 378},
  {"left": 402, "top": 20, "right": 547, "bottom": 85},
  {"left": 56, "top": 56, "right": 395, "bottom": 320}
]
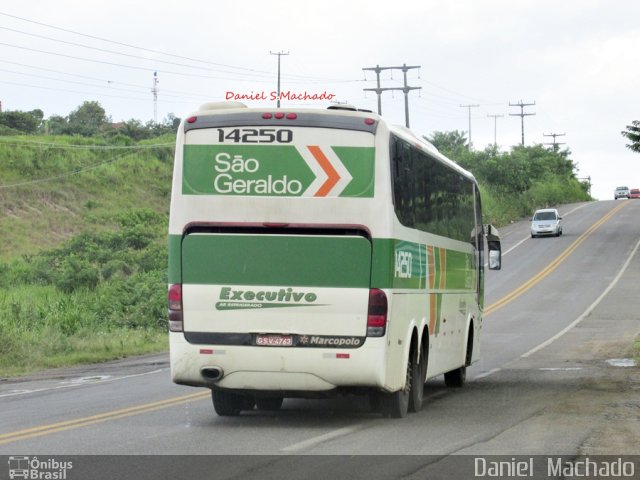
[
  {"left": 255, "top": 396, "right": 283, "bottom": 411},
  {"left": 409, "top": 343, "right": 426, "bottom": 413},
  {"left": 211, "top": 387, "right": 245, "bottom": 416},
  {"left": 444, "top": 366, "right": 466, "bottom": 388},
  {"left": 380, "top": 353, "right": 414, "bottom": 418}
]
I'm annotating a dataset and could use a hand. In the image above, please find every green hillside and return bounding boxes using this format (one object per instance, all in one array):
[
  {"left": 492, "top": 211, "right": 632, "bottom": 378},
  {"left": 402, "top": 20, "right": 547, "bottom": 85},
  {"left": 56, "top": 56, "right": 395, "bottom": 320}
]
[
  {"left": 0, "top": 134, "right": 174, "bottom": 376},
  {"left": 0, "top": 135, "right": 174, "bottom": 259}
]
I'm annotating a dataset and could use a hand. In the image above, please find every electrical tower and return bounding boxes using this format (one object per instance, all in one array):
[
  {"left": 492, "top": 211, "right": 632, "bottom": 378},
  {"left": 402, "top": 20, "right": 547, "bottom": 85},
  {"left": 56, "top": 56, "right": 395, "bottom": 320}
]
[
  {"left": 509, "top": 100, "right": 536, "bottom": 146},
  {"left": 151, "top": 71, "right": 159, "bottom": 124},
  {"left": 487, "top": 114, "right": 504, "bottom": 146},
  {"left": 459, "top": 104, "right": 479, "bottom": 150},
  {"left": 362, "top": 64, "right": 421, "bottom": 127},
  {"left": 543, "top": 132, "right": 566, "bottom": 151},
  {"left": 270, "top": 51, "right": 289, "bottom": 108}
]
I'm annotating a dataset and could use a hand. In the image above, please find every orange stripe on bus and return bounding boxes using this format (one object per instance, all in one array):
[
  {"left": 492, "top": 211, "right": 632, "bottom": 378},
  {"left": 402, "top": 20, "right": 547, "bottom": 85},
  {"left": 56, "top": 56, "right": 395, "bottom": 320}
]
[{"left": 308, "top": 145, "right": 340, "bottom": 197}]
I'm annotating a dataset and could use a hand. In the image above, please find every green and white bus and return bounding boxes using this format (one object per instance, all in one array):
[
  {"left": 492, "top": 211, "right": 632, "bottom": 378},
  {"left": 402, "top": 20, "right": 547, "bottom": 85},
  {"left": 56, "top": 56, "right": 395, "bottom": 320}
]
[{"left": 168, "top": 101, "right": 501, "bottom": 418}]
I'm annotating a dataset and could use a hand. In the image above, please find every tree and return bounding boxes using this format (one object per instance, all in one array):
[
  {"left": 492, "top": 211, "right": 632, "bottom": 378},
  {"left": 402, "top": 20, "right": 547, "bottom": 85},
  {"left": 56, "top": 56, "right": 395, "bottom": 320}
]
[
  {"left": 0, "top": 109, "right": 44, "bottom": 133},
  {"left": 45, "top": 115, "right": 69, "bottom": 135},
  {"left": 621, "top": 120, "right": 640, "bottom": 153},
  {"left": 67, "top": 101, "right": 109, "bottom": 136},
  {"left": 425, "top": 130, "right": 468, "bottom": 156}
]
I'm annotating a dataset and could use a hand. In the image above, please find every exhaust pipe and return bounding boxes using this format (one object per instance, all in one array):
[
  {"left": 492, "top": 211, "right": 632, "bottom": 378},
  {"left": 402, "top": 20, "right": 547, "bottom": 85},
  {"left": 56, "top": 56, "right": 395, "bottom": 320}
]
[{"left": 201, "top": 367, "right": 224, "bottom": 381}]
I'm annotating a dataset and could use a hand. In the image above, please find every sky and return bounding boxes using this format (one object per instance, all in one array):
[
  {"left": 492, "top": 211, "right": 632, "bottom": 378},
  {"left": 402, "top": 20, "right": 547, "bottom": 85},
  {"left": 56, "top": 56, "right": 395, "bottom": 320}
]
[{"left": 1, "top": 0, "right": 639, "bottom": 200}]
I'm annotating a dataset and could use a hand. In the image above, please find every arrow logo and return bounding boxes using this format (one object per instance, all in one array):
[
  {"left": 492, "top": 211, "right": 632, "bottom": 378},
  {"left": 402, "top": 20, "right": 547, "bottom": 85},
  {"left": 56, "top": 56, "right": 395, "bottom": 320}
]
[{"left": 301, "top": 145, "right": 353, "bottom": 197}]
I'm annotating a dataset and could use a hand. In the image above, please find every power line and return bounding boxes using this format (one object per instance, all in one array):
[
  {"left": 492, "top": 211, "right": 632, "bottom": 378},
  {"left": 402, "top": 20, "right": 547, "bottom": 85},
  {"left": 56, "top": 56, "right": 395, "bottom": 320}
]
[
  {"left": 509, "top": 100, "right": 536, "bottom": 146},
  {"left": 0, "top": 11, "right": 282, "bottom": 75},
  {"left": 0, "top": 11, "right": 356, "bottom": 83},
  {"left": 0, "top": 79, "right": 194, "bottom": 104},
  {"left": 0, "top": 26, "right": 244, "bottom": 74},
  {"left": 0, "top": 41, "right": 356, "bottom": 87},
  {"left": 0, "top": 139, "right": 173, "bottom": 149},
  {"left": 0, "top": 60, "right": 222, "bottom": 99},
  {"left": 0, "top": 41, "right": 281, "bottom": 81},
  {"left": 0, "top": 151, "right": 133, "bottom": 189}
]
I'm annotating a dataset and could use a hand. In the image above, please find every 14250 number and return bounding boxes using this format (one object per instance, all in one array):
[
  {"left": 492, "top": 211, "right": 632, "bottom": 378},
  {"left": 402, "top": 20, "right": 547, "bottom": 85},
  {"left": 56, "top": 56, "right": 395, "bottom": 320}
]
[{"left": 217, "top": 128, "right": 293, "bottom": 143}]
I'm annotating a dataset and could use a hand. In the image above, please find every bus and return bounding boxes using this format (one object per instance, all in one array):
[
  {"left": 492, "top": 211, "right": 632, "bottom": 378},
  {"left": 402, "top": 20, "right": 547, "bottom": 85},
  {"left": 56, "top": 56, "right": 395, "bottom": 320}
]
[{"left": 168, "top": 101, "right": 501, "bottom": 418}]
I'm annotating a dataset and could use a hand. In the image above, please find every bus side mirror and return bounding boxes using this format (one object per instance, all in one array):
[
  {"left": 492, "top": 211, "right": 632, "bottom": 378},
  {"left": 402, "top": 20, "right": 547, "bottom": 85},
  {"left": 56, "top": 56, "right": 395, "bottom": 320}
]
[
  {"left": 488, "top": 243, "right": 501, "bottom": 270},
  {"left": 485, "top": 224, "right": 502, "bottom": 271}
]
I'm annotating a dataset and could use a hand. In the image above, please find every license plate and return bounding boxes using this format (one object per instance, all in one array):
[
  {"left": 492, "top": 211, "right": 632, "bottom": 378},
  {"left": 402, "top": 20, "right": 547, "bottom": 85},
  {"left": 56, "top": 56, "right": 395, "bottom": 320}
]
[{"left": 256, "top": 334, "right": 293, "bottom": 347}]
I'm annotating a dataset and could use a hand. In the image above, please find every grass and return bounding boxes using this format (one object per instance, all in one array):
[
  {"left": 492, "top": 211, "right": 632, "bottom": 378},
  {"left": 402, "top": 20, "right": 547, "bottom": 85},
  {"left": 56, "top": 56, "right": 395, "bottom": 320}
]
[
  {"left": 0, "top": 134, "right": 173, "bottom": 378},
  {"left": 0, "top": 325, "right": 167, "bottom": 377}
]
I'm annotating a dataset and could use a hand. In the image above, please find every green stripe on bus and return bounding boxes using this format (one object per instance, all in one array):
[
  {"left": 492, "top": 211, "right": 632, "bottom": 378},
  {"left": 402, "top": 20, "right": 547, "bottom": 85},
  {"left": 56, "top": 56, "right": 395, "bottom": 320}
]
[
  {"left": 169, "top": 235, "right": 476, "bottom": 291},
  {"left": 331, "top": 146, "right": 375, "bottom": 197},
  {"left": 181, "top": 234, "right": 371, "bottom": 288},
  {"left": 445, "top": 249, "right": 476, "bottom": 290},
  {"left": 182, "top": 145, "right": 375, "bottom": 198}
]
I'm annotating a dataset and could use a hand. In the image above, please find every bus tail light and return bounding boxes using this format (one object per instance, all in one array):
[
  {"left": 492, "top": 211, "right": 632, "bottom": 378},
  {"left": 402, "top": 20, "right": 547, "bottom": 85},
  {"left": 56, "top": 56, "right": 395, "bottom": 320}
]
[
  {"left": 168, "top": 284, "right": 183, "bottom": 332},
  {"left": 367, "top": 288, "right": 387, "bottom": 337}
]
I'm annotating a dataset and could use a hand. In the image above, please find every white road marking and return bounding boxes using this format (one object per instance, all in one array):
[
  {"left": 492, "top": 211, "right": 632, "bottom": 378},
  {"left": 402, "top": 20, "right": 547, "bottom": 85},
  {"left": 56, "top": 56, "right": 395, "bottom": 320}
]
[
  {"left": 473, "top": 367, "right": 502, "bottom": 379},
  {"left": 538, "top": 367, "right": 583, "bottom": 371},
  {"left": 521, "top": 236, "right": 640, "bottom": 358},
  {"left": 281, "top": 425, "right": 363, "bottom": 452},
  {"left": 0, "top": 369, "right": 165, "bottom": 398}
]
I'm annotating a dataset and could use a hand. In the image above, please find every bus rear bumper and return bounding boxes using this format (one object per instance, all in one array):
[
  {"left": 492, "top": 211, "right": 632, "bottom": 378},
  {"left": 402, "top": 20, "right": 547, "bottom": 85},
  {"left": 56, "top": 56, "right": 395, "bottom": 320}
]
[{"left": 170, "top": 332, "right": 386, "bottom": 392}]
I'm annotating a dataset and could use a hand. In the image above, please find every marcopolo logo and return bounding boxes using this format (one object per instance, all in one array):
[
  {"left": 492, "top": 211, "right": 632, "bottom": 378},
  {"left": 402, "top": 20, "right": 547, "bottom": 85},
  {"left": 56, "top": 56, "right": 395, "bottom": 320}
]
[
  {"left": 298, "top": 335, "right": 363, "bottom": 348},
  {"left": 215, "top": 287, "right": 322, "bottom": 310}
]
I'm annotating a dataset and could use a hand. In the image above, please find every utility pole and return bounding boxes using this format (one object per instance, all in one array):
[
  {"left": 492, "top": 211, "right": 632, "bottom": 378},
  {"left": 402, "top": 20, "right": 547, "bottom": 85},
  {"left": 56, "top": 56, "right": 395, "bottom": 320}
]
[
  {"left": 543, "top": 132, "right": 566, "bottom": 152},
  {"left": 509, "top": 100, "right": 536, "bottom": 146},
  {"left": 400, "top": 64, "right": 421, "bottom": 128},
  {"left": 270, "top": 51, "right": 289, "bottom": 108},
  {"left": 578, "top": 176, "right": 592, "bottom": 197},
  {"left": 487, "top": 114, "right": 503, "bottom": 146},
  {"left": 151, "top": 71, "right": 159, "bottom": 124},
  {"left": 362, "top": 65, "right": 386, "bottom": 115},
  {"left": 460, "top": 104, "right": 479, "bottom": 150},
  {"left": 362, "top": 64, "right": 421, "bottom": 127}
]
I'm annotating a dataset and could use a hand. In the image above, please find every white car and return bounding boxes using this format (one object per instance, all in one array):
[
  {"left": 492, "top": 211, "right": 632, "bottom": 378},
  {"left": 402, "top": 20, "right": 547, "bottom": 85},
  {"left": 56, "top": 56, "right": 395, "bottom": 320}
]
[
  {"left": 531, "top": 208, "right": 563, "bottom": 238},
  {"left": 614, "top": 186, "right": 630, "bottom": 199}
]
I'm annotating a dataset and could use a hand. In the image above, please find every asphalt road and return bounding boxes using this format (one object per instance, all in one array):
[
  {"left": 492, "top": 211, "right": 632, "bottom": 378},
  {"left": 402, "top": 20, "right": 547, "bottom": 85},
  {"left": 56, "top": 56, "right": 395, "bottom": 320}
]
[{"left": 1, "top": 200, "right": 639, "bottom": 471}]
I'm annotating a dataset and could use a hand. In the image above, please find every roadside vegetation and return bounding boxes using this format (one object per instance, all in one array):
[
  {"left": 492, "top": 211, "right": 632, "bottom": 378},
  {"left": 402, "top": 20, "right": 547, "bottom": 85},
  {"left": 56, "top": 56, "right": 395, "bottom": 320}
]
[
  {"left": 426, "top": 131, "right": 591, "bottom": 225},
  {"left": 0, "top": 103, "right": 591, "bottom": 377}
]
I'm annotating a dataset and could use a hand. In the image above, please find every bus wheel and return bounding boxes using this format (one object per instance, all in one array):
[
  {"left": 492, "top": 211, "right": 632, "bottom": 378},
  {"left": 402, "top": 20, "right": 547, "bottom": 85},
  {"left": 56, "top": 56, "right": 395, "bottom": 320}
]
[
  {"left": 444, "top": 366, "right": 466, "bottom": 388},
  {"left": 211, "top": 387, "right": 245, "bottom": 416},
  {"left": 380, "top": 354, "right": 413, "bottom": 418},
  {"left": 255, "top": 396, "right": 284, "bottom": 411},
  {"left": 409, "top": 345, "right": 426, "bottom": 412}
]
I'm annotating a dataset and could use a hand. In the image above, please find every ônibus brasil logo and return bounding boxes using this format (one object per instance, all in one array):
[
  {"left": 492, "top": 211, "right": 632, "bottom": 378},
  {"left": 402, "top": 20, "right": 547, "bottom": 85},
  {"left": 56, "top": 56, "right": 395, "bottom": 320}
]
[{"left": 215, "top": 287, "right": 323, "bottom": 311}]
